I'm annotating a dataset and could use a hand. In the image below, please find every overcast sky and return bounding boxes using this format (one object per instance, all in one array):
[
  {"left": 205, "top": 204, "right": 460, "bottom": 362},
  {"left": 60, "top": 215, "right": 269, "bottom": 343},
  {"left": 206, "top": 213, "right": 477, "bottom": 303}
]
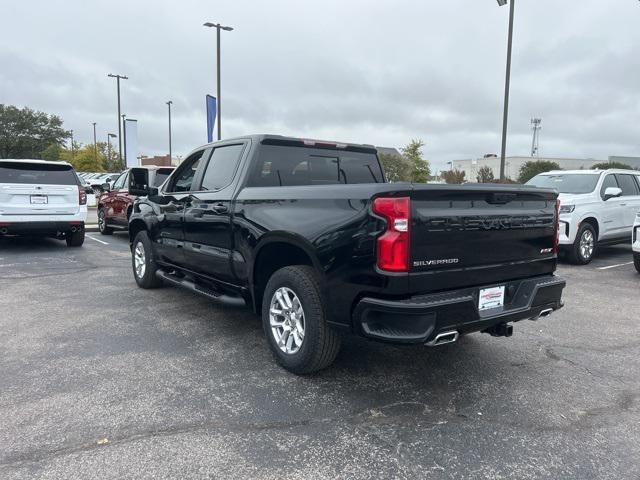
[{"left": 2, "top": 0, "right": 639, "bottom": 171}]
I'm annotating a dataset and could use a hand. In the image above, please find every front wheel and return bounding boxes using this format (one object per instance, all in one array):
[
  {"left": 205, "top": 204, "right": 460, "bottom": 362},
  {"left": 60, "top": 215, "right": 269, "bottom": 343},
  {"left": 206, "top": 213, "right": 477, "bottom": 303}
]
[
  {"left": 131, "top": 231, "right": 163, "bottom": 288},
  {"left": 634, "top": 253, "right": 640, "bottom": 274},
  {"left": 567, "top": 223, "right": 597, "bottom": 265},
  {"left": 262, "top": 265, "right": 340, "bottom": 374}
]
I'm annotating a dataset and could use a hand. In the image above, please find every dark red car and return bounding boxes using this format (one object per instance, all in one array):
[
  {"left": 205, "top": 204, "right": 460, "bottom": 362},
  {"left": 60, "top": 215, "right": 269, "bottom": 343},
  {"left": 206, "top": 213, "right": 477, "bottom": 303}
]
[{"left": 98, "top": 166, "right": 174, "bottom": 235}]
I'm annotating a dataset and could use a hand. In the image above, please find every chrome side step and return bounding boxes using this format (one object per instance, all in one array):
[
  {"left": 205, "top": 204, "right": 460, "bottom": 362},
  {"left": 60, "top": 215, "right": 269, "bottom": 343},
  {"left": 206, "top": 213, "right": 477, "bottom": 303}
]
[
  {"left": 156, "top": 269, "right": 246, "bottom": 307},
  {"left": 426, "top": 330, "right": 459, "bottom": 347}
]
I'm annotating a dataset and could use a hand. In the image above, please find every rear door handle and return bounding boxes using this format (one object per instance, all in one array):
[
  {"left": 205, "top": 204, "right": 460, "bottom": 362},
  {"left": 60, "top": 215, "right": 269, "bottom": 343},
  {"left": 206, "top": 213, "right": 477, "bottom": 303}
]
[{"left": 212, "top": 203, "right": 228, "bottom": 214}]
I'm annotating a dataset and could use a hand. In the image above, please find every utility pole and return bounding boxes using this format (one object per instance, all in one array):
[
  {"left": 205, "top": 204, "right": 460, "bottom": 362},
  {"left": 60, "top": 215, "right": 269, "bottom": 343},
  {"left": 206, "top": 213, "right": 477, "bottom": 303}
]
[
  {"left": 166, "top": 100, "right": 173, "bottom": 163},
  {"left": 70, "top": 130, "right": 74, "bottom": 158},
  {"left": 497, "top": 0, "right": 515, "bottom": 182},
  {"left": 203, "top": 22, "right": 234, "bottom": 140},
  {"left": 92, "top": 122, "right": 97, "bottom": 164},
  {"left": 107, "top": 73, "right": 128, "bottom": 164}
]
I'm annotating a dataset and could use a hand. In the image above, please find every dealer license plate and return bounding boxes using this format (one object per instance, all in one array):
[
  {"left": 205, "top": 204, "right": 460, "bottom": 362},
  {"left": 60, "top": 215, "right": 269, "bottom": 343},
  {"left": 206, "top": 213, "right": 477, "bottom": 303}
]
[
  {"left": 478, "top": 286, "right": 505, "bottom": 311},
  {"left": 30, "top": 195, "right": 48, "bottom": 204}
]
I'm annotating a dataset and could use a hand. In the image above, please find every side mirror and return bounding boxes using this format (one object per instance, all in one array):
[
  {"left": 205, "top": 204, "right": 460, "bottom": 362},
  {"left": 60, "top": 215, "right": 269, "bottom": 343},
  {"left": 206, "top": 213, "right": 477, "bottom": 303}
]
[
  {"left": 84, "top": 186, "right": 94, "bottom": 194},
  {"left": 101, "top": 183, "right": 111, "bottom": 192},
  {"left": 603, "top": 187, "right": 622, "bottom": 201}
]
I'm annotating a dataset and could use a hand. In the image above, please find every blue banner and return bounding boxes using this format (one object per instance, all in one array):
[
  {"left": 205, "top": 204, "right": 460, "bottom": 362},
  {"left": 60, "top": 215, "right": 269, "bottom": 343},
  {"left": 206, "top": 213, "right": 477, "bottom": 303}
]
[{"left": 206, "top": 95, "right": 217, "bottom": 143}]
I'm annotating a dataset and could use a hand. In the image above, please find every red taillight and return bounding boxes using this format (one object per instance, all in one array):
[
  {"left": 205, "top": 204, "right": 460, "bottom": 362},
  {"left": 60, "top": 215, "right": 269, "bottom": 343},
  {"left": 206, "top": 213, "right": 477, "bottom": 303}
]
[
  {"left": 553, "top": 199, "right": 560, "bottom": 255},
  {"left": 373, "top": 197, "right": 411, "bottom": 272},
  {"left": 78, "top": 185, "right": 87, "bottom": 206}
]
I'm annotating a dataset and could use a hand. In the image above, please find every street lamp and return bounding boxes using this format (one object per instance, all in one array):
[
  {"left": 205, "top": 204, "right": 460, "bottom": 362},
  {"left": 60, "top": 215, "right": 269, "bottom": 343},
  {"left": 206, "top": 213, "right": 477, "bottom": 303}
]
[
  {"left": 497, "top": 0, "right": 515, "bottom": 182},
  {"left": 107, "top": 133, "right": 117, "bottom": 171},
  {"left": 166, "top": 100, "right": 173, "bottom": 163},
  {"left": 107, "top": 73, "right": 128, "bottom": 164},
  {"left": 203, "top": 21, "right": 234, "bottom": 140}
]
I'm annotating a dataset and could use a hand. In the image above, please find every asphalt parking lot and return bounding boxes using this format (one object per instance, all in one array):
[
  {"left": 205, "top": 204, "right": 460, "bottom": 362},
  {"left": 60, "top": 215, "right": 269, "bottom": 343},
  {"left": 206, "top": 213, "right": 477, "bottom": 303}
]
[{"left": 1, "top": 233, "right": 639, "bottom": 479}]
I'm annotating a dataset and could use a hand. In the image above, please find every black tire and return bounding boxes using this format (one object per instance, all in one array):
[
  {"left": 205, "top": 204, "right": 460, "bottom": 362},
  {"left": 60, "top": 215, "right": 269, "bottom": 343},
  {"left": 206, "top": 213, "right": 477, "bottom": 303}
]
[
  {"left": 65, "top": 229, "right": 85, "bottom": 247},
  {"left": 98, "top": 208, "right": 113, "bottom": 235},
  {"left": 567, "top": 223, "right": 597, "bottom": 265},
  {"left": 634, "top": 253, "right": 640, "bottom": 274},
  {"left": 262, "top": 265, "right": 340, "bottom": 374},
  {"left": 131, "top": 231, "right": 163, "bottom": 289}
]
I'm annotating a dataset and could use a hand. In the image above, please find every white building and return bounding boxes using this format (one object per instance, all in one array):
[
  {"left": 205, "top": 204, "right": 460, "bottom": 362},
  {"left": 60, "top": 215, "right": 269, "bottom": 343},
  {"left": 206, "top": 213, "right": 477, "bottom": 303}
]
[{"left": 451, "top": 156, "right": 603, "bottom": 183}]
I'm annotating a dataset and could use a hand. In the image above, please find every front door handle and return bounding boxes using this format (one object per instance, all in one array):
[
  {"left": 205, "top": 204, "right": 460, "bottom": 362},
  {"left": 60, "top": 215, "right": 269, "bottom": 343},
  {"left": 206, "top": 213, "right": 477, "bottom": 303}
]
[{"left": 212, "top": 203, "right": 228, "bottom": 214}]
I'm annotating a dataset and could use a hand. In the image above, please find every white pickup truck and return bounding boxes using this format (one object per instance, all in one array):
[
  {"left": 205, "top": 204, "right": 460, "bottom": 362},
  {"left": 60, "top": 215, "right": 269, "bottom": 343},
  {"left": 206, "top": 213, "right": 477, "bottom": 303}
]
[
  {"left": 527, "top": 169, "right": 640, "bottom": 264},
  {"left": 0, "top": 159, "right": 88, "bottom": 246}
]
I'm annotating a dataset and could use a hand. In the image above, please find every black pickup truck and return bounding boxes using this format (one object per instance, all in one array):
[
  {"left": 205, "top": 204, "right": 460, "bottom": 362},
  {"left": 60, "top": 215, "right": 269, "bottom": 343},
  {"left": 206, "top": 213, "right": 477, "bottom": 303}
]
[{"left": 128, "top": 135, "right": 565, "bottom": 373}]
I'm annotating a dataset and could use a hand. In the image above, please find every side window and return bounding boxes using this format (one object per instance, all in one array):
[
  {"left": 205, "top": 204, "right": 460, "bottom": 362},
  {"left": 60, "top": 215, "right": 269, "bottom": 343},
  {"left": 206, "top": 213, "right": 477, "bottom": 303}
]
[
  {"left": 166, "top": 151, "right": 204, "bottom": 193},
  {"left": 113, "top": 172, "right": 128, "bottom": 190},
  {"left": 200, "top": 144, "right": 244, "bottom": 191},
  {"left": 600, "top": 174, "right": 618, "bottom": 199},
  {"left": 615, "top": 174, "right": 639, "bottom": 197}
]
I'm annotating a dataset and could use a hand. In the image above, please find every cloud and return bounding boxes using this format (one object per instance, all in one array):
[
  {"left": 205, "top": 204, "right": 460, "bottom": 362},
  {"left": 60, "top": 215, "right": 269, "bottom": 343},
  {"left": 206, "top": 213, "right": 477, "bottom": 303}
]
[{"left": 1, "top": 0, "right": 639, "bottom": 172}]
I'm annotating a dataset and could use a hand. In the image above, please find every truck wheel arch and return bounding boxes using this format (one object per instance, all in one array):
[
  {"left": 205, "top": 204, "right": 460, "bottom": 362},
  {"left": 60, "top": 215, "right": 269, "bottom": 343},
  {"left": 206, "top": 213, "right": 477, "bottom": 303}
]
[
  {"left": 579, "top": 216, "right": 599, "bottom": 240},
  {"left": 251, "top": 235, "right": 324, "bottom": 314},
  {"left": 129, "top": 218, "right": 148, "bottom": 246}
]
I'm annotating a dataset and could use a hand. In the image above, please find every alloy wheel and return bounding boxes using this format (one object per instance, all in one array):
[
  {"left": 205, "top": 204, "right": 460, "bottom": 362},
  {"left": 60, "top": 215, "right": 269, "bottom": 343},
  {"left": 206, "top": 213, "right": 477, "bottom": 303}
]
[
  {"left": 580, "top": 229, "right": 595, "bottom": 261},
  {"left": 269, "top": 287, "right": 305, "bottom": 354},
  {"left": 98, "top": 211, "right": 105, "bottom": 232},
  {"left": 134, "top": 241, "right": 146, "bottom": 278}
]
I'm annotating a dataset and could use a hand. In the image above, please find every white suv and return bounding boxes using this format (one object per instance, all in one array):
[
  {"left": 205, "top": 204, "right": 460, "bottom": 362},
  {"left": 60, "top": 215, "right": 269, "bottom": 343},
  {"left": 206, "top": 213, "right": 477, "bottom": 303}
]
[
  {"left": 527, "top": 169, "right": 640, "bottom": 264},
  {"left": 633, "top": 214, "right": 640, "bottom": 273},
  {"left": 0, "top": 159, "right": 87, "bottom": 246}
]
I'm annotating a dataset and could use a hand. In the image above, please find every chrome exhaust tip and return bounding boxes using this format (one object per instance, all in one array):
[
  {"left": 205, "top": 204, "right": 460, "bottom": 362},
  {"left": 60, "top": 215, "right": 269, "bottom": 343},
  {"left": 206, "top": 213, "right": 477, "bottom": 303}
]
[
  {"left": 530, "top": 307, "right": 554, "bottom": 321},
  {"left": 426, "top": 330, "right": 459, "bottom": 347},
  {"left": 0, "top": 228, "right": 7, "bottom": 234}
]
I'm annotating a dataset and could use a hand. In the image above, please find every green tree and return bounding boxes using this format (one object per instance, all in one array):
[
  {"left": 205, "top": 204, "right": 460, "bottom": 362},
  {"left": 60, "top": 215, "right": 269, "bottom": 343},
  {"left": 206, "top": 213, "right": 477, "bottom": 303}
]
[
  {"left": 401, "top": 139, "right": 430, "bottom": 183},
  {"left": 60, "top": 143, "right": 108, "bottom": 172},
  {"left": 442, "top": 169, "right": 466, "bottom": 184},
  {"left": 591, "top": 161, "right": 633, "bottom": 170},
  {"left": 476, "top": 165, "right": 495, "bottom": 183},
  {"left": 517, "top": 160, "right": 561, "bottom": 183},
  {"left": 379, "top": 152, "right": 412, "bottom": 182},
  {"left": 41, "top": 143, "right": 64, "bottom": 161},
  {"left": 0, "top": 104, "right": 70, "bottom": 159}
]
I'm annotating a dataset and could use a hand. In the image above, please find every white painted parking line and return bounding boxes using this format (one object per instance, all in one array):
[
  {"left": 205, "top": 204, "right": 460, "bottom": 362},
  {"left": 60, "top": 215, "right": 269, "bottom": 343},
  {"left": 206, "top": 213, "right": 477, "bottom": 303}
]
[
  {"left": 597, "top": 262, "right": 634, "bottom": 270},
  {"left": 86, "top": 235, "right": 109, "bottom": 245}
]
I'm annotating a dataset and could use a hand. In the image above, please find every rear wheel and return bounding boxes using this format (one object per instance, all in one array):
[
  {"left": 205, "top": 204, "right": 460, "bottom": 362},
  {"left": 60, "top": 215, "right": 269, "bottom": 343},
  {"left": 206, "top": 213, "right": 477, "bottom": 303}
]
[
  {"left": 132, "top": 231, "right": 163, "bottom": 288},
  {"left": 634, "top": 253, "right": 640, "bottom": 274},
  {"left": 66, "top": 229, "right": 85, "bottom": 247},
  {"left": 567, "top": 223, "right": 596, "bottom": 265},
  {"left": 262, "top": 265, "right": 340, "bottom": 374},
  {"left": 98, "top": 208, "right": 113, "bottom": 235}
]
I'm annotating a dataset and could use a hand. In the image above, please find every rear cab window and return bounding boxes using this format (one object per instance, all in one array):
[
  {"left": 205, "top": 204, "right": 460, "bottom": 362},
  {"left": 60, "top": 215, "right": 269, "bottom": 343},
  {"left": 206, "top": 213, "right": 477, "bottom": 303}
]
[
  {"left": 248, "top": 140, "right": 384, "bottom": 187},
  {"left": 0, "top": 161, "right": 79, "bottom": 185}
]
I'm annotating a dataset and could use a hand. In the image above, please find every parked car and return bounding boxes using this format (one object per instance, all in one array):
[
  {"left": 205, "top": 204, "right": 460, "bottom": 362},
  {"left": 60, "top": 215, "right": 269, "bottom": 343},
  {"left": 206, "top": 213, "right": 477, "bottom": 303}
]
[
  {"left": 97, "top": 166, "right": 174, "bottom": 235},
  {"left": 633, "top": 214, "right": 640, "bottom": 273},
  {"left": 527, "top": 169, "right": 640, "bottom": 264},
  {"left": 0, "top": 159, "right": 87, "bottom": 246},
  {"left": 127, "top": 135, "right": 565, "bottom": 374}
]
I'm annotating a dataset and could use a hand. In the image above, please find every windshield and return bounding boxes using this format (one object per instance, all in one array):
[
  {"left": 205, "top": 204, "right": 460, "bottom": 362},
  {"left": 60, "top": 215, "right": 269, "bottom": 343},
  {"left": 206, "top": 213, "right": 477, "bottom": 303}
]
[{"left": 527, "top": 174, "right": 599, "bottom": 194}]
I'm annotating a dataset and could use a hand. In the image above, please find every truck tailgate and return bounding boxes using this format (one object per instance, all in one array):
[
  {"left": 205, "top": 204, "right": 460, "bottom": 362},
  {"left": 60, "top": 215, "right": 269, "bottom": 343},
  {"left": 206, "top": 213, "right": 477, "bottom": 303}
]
[{"left": 409, "top": 186, "right": 558, "bottom": 292}]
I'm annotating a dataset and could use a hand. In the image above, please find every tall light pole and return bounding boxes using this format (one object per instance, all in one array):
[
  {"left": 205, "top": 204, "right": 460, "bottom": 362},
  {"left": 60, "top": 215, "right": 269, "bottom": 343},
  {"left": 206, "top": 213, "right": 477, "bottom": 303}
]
[
  {"left": 497, "top": 0, "right": 515, "bottom": 182},
  {"left": 92, "top": 122, "right": 97, "bottom": 164},
  {"left": 107, "top": 73, "right": 128, "bottom": 164},
  {"left": 70, "top": 130, "right": 74, "bottom": 158},
  {"left": 166, "top": 100, "right": 173, "bottom": 163},
  {"left": 203, "top": 22, "right": 234, "bottom": 140}
]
